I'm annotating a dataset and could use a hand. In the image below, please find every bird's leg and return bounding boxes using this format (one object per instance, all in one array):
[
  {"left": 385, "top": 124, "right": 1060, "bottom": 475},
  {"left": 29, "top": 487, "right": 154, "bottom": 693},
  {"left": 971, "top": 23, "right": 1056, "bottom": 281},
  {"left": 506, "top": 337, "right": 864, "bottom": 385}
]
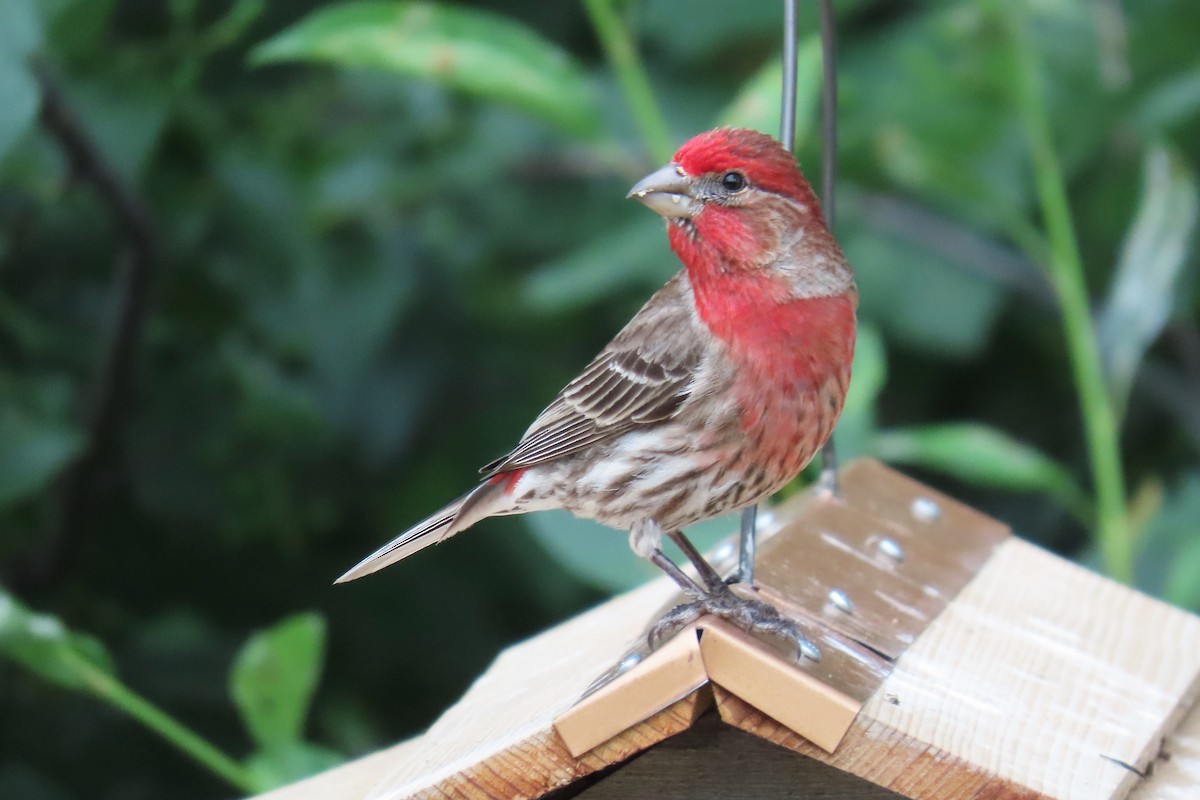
[
  {"left": 737, "top": 445, "right": 841, "bottom": 587},
  {"left": 815, "top": 439, "right": 841, "bottom": 496},
  {"left": 635, "top": 520, "right": 820, "bottom": 661},
  {"left": 664, "top": 529, "right": 726, "bottom": 592},
  {"left": 734, "top": 505, "right": 757, "bottom": 584},
  {"left": 630, "top": 520, "right": 707, "bottom": 599},
  {"left": 648, "top": 551, "right": 707, "bottom": 600}
]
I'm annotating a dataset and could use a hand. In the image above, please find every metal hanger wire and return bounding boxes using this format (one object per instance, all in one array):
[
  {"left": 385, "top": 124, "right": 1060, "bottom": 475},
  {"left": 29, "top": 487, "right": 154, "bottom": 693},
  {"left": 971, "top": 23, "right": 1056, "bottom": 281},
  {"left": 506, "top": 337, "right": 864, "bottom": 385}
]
[{"left": 738, "top": 0, "right": 838, "bottom": 585}]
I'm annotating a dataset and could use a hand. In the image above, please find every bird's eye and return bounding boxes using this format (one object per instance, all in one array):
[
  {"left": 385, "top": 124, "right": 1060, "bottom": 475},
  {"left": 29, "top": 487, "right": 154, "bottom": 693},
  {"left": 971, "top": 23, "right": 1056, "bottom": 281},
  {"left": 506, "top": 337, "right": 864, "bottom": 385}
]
[{"left": 721, "top": 171, "right": 747, "bottom": 192}]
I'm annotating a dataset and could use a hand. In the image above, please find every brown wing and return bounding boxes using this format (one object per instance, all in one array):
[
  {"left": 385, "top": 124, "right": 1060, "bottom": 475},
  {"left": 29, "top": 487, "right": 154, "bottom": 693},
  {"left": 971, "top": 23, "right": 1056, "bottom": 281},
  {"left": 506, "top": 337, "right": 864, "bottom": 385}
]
[{"left": 480, "top": 272, "right": 703, "bottom": 477}]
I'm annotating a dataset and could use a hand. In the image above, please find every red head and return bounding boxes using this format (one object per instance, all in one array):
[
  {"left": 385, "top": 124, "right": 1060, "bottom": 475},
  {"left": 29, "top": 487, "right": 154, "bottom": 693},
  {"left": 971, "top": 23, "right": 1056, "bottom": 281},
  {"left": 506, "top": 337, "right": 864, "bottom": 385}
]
[
  {"left": 672, "top": 128, "right": 823, "bottom": 213},
  {"left": 628, "top": 128, "right": 853, "bottom": 300}
]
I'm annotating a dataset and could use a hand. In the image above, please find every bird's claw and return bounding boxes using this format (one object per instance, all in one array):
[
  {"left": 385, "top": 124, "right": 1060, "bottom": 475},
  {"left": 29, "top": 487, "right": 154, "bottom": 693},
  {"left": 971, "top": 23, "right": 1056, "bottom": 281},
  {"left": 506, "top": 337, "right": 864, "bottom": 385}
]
[{"left": 647, "top": 586, "right": 821, "bottom": 662}]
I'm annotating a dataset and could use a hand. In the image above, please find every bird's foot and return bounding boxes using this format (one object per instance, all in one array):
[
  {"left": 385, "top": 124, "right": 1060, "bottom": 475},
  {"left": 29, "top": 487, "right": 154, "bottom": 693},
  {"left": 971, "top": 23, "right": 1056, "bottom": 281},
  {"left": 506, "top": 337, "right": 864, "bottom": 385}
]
[{"left": 647, "top": 585, "right": 821, "bottom": 662}]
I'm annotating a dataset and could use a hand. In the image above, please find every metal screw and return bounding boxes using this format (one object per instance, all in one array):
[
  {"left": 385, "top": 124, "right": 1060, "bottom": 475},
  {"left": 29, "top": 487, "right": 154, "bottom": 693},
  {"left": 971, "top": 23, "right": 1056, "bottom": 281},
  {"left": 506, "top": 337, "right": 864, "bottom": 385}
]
[
  {"left": 617, "top": 652, "right": 643, "bottom": 674},
  {"left": 828, "top": 588, "right": 854, "bottom": 614},
  {"left": 878, "top": 537, "right": 905, "bottom": 562},
  {"left": 911, "top": 496, "right": 941, "bottom": 522},
  {"left": 799, "top": 638, "right": 822, "bottom": 662}
]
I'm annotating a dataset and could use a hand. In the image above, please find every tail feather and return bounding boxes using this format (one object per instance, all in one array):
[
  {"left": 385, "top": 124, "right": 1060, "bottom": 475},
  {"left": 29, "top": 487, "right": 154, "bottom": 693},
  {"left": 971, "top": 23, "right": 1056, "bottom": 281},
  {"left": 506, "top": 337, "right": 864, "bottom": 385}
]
[{"left": 334, "top": 480, "right": 508, "bottom": 584}]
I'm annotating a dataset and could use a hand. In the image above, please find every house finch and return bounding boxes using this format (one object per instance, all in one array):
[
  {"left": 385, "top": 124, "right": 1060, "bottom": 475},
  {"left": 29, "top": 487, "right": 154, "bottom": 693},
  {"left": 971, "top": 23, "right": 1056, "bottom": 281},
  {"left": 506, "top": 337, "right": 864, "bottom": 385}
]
[{"left": 338, "top": 128, "right": 856, "bottom": 657}]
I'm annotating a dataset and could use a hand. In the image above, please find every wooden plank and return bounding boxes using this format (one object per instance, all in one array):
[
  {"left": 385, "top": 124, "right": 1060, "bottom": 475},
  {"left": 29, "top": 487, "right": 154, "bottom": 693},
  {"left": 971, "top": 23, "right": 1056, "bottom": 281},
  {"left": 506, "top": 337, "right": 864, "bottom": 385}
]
[
  {"left": 362, "top": 576, "right": 687, "bottom": 799},
  {"left": 1127, "top": 688, "right": 1200, "bottom": 798},
  {"left": 406, "top": 692, "right": 709, "bottom": 800},
  {"left": 254, "top": 739, "right": 426, "bottom": 800},
  {"left": 253, "top": 461, "right": 1200, "bottom": 800},
  {"left": 754, "top": 459, "right": 1010, "bottom": 660},
  {"left": 719, "top": 537, "right": 1200, "bottom": 800},
  {"left": 556, "top": 458, "right": 1006, "bottom": 759},
  {"left": 555, "top": 609, "right": 882, "bottom": 758},
  {"left": 870, "top": 538, "right": 1200, "bottom": 798},
  {"left": 554, "top": 622, "right": 709, "bottom": 757},
  {"left": 715, "top": 690, "right": 1043, "bottom": 799},
  {"left": 698, "top": 619, "right": 861, "bottom": 753}
]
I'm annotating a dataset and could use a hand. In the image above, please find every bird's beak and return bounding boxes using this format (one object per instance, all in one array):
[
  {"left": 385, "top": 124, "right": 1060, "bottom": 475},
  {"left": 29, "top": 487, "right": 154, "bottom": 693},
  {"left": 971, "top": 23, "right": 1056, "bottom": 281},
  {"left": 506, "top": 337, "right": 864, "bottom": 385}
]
[{"left": 628, "top": 163, "right": 701, "bottom": 219}]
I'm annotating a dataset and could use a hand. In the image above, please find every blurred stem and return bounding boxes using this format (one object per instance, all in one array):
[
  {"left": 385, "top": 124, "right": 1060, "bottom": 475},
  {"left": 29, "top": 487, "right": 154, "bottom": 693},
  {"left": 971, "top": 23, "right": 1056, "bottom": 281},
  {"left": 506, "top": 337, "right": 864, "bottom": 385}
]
[
  {"left": 70, "top": 650, "right": 260, "bottom": 793},
  {"left": 8, "top": 67, "right": 161, "bottom": 592},
  {"left": 1005, "top": 5, "right": 1130, "bottom": 582},
  {"left": 582, "top": 0, "right": 673, "bottom": 163}
]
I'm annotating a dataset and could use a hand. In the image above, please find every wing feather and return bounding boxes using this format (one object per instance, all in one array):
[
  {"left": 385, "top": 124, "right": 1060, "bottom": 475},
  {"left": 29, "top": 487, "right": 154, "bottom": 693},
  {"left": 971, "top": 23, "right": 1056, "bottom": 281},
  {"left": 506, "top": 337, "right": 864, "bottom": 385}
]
[{"left": 481, "top": 273, "right": 704, "bottom": 477}]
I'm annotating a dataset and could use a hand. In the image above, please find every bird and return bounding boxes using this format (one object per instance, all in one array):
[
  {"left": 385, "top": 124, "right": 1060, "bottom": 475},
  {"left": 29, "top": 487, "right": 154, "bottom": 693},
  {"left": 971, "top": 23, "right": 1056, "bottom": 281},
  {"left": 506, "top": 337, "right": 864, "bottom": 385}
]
[{"left": 337, "top": 128, "right": 856, "bottom": 657}]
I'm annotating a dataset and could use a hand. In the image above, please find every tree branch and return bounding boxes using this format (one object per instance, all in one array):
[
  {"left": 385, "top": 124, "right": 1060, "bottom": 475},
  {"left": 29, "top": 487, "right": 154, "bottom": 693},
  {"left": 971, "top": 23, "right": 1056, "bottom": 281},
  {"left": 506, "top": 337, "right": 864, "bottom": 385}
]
[{"left": 8, "top": 66, "right": 159, "bottom": 589}]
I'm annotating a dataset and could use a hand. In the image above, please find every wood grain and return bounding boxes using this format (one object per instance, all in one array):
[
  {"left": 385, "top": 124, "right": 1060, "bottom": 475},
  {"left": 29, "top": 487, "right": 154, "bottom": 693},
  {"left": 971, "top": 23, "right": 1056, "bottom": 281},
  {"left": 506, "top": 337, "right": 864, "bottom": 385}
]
[
  {"left": 254, "top": 739, "right": 427, "bottom": 800},
  {"left": 363, "top": 576, "right": 685, "bottom": 799},
  {"left": 866, "top": 538, "right": 1200, "bottom": 799},
  {"left": 1127, "top": 693, "right": 1200, "bottom": 799},
  {"left": 717, "top": 537, "right": 1200, "bottom": 800},
  {"left": 252, "top": 461, "right": 1200, "bottom": 800},
  {"left": 754, "top": 459, "right": 1010, "bottom": 661},
  {"left": 716, "top": 689, "right": 1047, "bottom": 799},
  {"left": 409, "top": 692, "right": 708, "bottom": 800}
]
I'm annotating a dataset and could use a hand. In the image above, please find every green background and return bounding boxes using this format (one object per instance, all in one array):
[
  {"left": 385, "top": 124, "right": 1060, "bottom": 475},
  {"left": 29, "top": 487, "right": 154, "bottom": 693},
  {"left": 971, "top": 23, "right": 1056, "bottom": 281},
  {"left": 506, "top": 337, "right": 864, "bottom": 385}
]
[{"left": 2, "top": 0, "right": 1198, "bottom": 797}]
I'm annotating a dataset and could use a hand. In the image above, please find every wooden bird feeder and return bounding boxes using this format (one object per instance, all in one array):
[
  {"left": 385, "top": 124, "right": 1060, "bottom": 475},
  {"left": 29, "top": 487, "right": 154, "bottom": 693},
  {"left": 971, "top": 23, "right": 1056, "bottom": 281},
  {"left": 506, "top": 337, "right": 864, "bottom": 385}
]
[{"left": 254, "top": 460, "right": 1200, "bottom": 799}]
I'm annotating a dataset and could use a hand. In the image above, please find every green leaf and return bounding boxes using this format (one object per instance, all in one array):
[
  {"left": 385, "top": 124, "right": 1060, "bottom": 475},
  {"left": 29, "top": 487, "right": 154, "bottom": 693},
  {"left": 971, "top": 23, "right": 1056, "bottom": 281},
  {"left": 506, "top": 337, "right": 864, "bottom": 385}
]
[
  {"left": 0, "top": 0, "right": 41, "bottom": 164},
  {"left": 1167, "top": 540, "right": 1200, "bottom": 612},
  {"left": 1098, "top": 144, "right": 1198, "bottom": 419},
  {"left": 524, "top": 511, "right": 653, "bottom": 593},
  {"left": 1134, "top": 473, "right": 1200, "bottom": 608},
  {"left": 0, "top": 0, "right": 41, "bottom": 59},
  {"left": 716, "top": 36, "right": 822, "bottom": 146},
  {"left": 252, "top": 1, "right": 601, "bottom": 137},
  {"left": 640, "top": 0, "right": 782, "bottom": 63},
  {"left": 0, "top": 67, "right": 37, "bottom": 163},
  {"left": 841, "top": 220, "right": 1006, "bottom": 357},
  {"left": 839, "top": 5, "right": 1031, "bottom": 234},
  {"left": 1136, "top": 63, "right": 1200, "bottom": 136},
  {"left": 521, "top": 216, "right": 669, "bottom": 313},
  {"left": 0, "top": 405, "right": 84, "bottom": 510},
  {"left": 832, "top": 323, "right": 886, "bottom": 460},
  {"left": 0, "top": 588, "right": 116, "bottom": 692},
  {"left": 1, "top": 592, "right": 259, "bottom": 793},
  {"left": 200, "top": 0, "right": 266, "bottom": 54},
  {"left": 243, "top": 741, "right": 344, "bottom": 791},
  {"left": 67, "top": 79, "right": 170, "bottom": 182},
  {"left": 229, "top": 613, "right": 327, "bottom": 752},
  {"left": 874, "top": 422, "right": 1089, "bottom": 520}
]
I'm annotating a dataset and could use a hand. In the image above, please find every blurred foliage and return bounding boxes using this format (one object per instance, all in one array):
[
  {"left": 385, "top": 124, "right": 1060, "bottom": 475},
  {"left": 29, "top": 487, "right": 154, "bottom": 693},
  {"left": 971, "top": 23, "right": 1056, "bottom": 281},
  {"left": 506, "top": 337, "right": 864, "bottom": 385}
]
[
  {"left": 1, "top": 0, "right": 1198, "bottom": 797},
  {"left": 1100, "top": 143, "right": 1198, "bottom": 419},
  {"left": 253, "top": 2, "right": 603, "bottom": 137},
  {"left": 230, "top": 613, "right": 342, "bottom": 789}
]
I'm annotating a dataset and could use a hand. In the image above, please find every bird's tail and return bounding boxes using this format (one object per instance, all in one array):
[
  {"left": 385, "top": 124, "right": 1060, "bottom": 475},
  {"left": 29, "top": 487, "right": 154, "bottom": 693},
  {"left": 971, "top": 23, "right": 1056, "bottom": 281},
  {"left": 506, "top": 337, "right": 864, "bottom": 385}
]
[{"left": 334, "top": 480, "right": 506, "bottom": 584}]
